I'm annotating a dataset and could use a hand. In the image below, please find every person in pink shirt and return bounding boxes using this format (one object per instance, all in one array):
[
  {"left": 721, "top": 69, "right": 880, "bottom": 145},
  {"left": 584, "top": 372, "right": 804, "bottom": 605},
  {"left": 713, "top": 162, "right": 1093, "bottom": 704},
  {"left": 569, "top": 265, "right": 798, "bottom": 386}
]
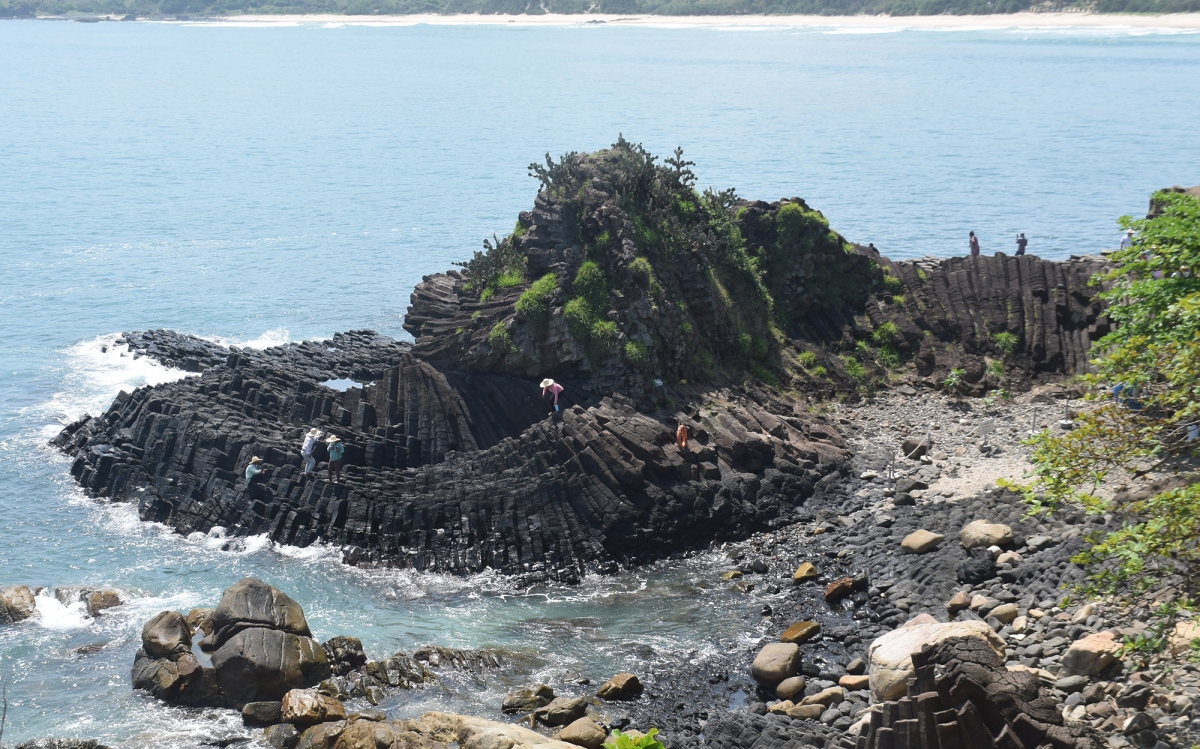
[
  {"left": 540, "top": 378, "right": 564, "bottom": 412},
  {"left": 969, "top": 231, "right": 981, "bottom": 257}
]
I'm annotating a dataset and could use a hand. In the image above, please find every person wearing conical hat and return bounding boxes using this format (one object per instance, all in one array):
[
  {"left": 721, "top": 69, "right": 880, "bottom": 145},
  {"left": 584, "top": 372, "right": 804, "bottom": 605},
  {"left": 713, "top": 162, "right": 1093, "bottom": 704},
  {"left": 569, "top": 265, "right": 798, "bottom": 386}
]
[
  {"left": 540, "top": 378, "right": 564, "bottom": 412},
  {"left": 245, "top": 456, "right": 264, "bottom": 483},
  {"left": 326, "top": 435, "right": 345, "bottom": 484},
  {"left": 300, "top": 427, "right": 323, "bottom": 477}
]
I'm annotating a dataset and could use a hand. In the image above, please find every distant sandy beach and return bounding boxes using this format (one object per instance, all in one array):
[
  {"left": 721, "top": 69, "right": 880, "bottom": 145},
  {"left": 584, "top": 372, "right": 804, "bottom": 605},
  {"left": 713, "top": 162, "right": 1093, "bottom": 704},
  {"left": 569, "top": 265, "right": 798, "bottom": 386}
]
[{"left": 202, "top": 11, "right": 1200, "bottom": 28}]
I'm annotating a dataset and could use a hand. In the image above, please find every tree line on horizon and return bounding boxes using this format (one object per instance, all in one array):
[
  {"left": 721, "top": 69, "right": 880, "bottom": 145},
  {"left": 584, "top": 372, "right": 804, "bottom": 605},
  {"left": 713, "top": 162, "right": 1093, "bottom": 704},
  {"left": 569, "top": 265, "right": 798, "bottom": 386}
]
[{"left": 2, "top": 0, "right": 1197, "bottom": 20}]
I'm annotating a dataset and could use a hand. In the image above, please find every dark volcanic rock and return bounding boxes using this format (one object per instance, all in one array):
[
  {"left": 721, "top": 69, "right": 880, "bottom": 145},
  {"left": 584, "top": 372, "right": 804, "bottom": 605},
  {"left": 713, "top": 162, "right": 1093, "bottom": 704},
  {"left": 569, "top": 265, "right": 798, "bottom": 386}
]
[
  {"left": 207, "top": 577, "right": 312, "bottom": 650},
  {"left": 210, "top": 626, "right": 331, "bottom": 707}
]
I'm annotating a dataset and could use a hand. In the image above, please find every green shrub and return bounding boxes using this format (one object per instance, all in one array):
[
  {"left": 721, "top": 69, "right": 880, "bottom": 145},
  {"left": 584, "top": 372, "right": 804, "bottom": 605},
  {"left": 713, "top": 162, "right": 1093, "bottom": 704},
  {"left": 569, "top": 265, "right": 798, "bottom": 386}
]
[
  {"left": 992, "top": 331, "right": 1019, "bottom": 357},
  {"left": 514, "top": 273, "right": 557, "bottom": 327},
  {"left": 878, "top": 346, "right": 900, "bottom": 369},
  {"left": 751, "top": 363, "right": 778, "bottom": 386},
  {"left": 738, "top": 332, "right": 753, "bottom": 356},
  {"left": 590, "top": 320, "right": 618, "bottom": 353},
  {"left": 564, "top": 297, "right": 594, "bottom": 343},
  {"left": 471, "top": 310, "right": 482, "bottom": 320},
  {"left": 986, "top": 359, "right": 1005, "bottom": 378},
  {"left": 798, "top": 350, "right": 819, "bottom": 369},
  {"left": 488, "top": 323, "right": 513, "bottom": 353},
  {"left": 811, "top": 365, "right": 827, "bottom": 378},
  {"left": 917, "top": 268, "right": 928, "bottom": 282},
  {"left": 752, "top": 337, "right": 769, "bottom": 361},
  {"left": 891, "top": 295, "right": 906, "bottom": 306},
  {"left": 681, "top": 320, "right": 694, "bottom": 334},
  {"left": 496, "top": 269, "right": 525, "bottom": 288},
  {"left": 624, "top": 340, "right": 648, "bottom": 364},
  {"left": 872, "top": 322, "right": 899, "bottom": 347},
  {"left": 604, "top": 728, "right": 665, "bottom": 749},
  {"left": 629, "top": 256, "right": 655, "bottom": 288},
  {"left": 882, "top": 274, "right": 902, "bottom": 293},
  {"left": 942, "top": 368, "right": 965, "bottom": 390},
  {"left": 856, "top": 340, "right": 871, "bottom": 356},
  {"left": 574, "top": 261, "right": 609, "bottom": 310},
  {"left": 841, "top": 355, "right": 865, "bottom": 382},
  {"left": 480, "top": 287, "right": 494, "bottom": 303}
]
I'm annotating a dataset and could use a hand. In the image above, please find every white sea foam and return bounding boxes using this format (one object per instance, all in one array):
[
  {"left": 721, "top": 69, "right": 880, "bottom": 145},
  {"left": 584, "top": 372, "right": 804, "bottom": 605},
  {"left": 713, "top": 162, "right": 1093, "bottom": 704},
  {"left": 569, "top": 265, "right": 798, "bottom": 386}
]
[
  {"left": 210, "top": 326, "right": 291, "bottom": 350},
  {"left": 33, "top": 334, "right": 196, "bottom": 440},
  {"left": 33, "top": 590, "right": 92, "bottom": 630}
]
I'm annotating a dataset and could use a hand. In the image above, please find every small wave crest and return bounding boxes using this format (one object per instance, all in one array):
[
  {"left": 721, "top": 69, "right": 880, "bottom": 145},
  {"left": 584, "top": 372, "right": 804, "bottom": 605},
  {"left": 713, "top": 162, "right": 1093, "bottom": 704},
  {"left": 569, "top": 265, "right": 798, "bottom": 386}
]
[
  {"left": 208, "top": 326, "right": 290, "bottom": 350},
  {"left": 32, "top": 590, "right": 92, "bottom": 630}
]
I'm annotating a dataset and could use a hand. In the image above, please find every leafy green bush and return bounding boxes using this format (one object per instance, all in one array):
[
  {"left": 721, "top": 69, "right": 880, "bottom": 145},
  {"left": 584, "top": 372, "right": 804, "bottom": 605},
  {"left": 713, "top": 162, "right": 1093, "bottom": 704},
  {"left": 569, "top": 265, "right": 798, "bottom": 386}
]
[
  {"left": 882, "top": 274, "right": 902, "bottom": 293},
  {"left": 496, "top": 270, "right": 525, "bottom": 288},
  {"left": 751, "top": 364, "right": 778, "bottom": 386},
  {"left": 488, "top": 323, "right": 513, "bottom": 353},
  {"left": 591, "top": 320, "right": 618, "bottom": 353},
  {"left": 891, "top": 295, "right": 906, "bottom": 306},
  {"left": 564, "top": 297, "right": 594, "bottom": 343},
  {"left": 942, "top": 368, "right": 965, "bottom": 390},
  {"left": 455, "top": 233, "right": 526, "bottom": 297},
  {"left": 986, "top": 359, "right": 1005, "bottom": 378},
  {"left": 479, "top": 287, "right": 494, "bottom": 304},
  {"left": 628, "top": 256, "right": 655, "bottom": 288},
  {"left": 798, "top": 350, "right": 819, "bottom": 369},
  {"left": 574, "top": 261, "right": 609, "bottom": 310},
  {"left": 992, "top": 331, "right": 1019, "bottom": 357},
  {"left": 624, "top": 340, "right": 648, "bottom": 364},
  {"left": 1011, "top": 190, "right": 1200, "bottom": 623},
  {"left": 604, "top": 728, "right": 665, "bottom": 749},
  {"left": 514, "top": 273, "right": 557, "bottom": 327},
  {"left": 872, "top": 322, "right": 899, "bottom": 347},
  {"left": 878, "top": 346, "right": 900, "bottom": 370},
  {"left": 841, "top": 355, "right": 865, "bottom": 382},
  {"left": 856, "top": 340, "right": 871, "bottom": 356},
  {"left": 811, "top": 365, "right": 827, "bottom": 378},
  {"left": 917, "top": 268, "right": 928, "bottom": 282}
]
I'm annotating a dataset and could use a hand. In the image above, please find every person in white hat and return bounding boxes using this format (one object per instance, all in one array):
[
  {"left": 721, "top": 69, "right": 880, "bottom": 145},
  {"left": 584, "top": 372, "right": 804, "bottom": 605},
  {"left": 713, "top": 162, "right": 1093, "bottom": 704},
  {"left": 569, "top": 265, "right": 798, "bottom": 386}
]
[
  {"left": 300, "top": 427, "right": 323, "bottom": 476},
  {"left": 245, "top": 456, "right": 265, "bottom": 484},
  {"left": 540, "top": 378, "right": 564, "bottom": 412},
  {"left": 326, "top": 435, "right": 345, "bottom": 484}
]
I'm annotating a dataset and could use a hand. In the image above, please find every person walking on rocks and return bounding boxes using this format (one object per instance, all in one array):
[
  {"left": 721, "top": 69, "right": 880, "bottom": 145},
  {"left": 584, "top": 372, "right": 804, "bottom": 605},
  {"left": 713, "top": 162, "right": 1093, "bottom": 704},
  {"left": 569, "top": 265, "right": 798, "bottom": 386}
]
[
  {"left": 301, "top": 428, "right": 322, "bottom": 477},
  {"left": 540, "top": 378, "right": 564, "bottom": 412},
  {"left": 326, "top": 435, "right": 345, "bottom": 484},
  {"left": 1015, "top": 233, "right": 1028, "bottom": 256},
  {"left": 969, "top": 231, "right": 981, "bottom": 257},
  {"left": 245, "top": 456, "right": 265, "bottom": 484},
  {"left": 676, "top": 421, "right": 688, "bottom": 449}
]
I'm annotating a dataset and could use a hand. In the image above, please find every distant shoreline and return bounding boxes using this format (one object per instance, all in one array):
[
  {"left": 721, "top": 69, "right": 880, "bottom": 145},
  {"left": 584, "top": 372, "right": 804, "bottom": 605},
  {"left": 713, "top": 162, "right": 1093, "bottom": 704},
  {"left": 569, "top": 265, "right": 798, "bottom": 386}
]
[{"left": 30, "top": 11, "right": 1200, "bottom": 28}]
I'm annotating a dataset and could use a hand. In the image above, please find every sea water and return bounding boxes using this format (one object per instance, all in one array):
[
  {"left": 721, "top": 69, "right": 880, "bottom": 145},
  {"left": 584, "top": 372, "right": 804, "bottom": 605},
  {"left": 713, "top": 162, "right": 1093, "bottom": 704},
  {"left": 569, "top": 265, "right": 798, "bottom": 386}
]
[{"left": 0, "top": 19, "right": 1198, "bottom": 746}]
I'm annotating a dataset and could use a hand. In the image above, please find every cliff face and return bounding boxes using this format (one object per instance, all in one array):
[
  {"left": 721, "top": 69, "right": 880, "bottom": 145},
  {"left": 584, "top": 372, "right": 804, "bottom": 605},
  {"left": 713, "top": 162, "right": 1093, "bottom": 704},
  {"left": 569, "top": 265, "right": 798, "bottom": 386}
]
[{"left": 53, "top": 141, "right": 1112, "bottom": 579}]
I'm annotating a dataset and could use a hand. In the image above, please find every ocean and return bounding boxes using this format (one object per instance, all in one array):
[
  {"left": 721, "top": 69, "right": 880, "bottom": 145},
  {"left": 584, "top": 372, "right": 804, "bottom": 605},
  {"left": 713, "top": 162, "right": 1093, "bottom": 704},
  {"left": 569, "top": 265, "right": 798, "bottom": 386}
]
[{"left": 0, "top": 18, "right": 1197, "bottom": 746}]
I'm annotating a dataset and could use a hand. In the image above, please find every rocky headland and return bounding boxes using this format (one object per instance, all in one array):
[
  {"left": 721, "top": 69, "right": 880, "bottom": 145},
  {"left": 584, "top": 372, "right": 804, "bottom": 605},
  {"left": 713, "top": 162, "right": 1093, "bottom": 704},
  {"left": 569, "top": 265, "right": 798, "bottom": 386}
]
[{"left": 29, "top": 141, "right": 1198, "bottom": 749}]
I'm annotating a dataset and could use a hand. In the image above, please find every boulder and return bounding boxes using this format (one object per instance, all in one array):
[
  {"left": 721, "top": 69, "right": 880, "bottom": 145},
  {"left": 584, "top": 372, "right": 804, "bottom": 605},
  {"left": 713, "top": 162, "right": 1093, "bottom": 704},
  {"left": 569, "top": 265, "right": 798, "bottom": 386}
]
[
  {"left": 595, "top": 672, "right": 642, "bottom": 700},
  {"left": 211, "top": 626, "right": 332, "bottom": 707},
  {"left": 264, "top": 723, "right": 299, "bottom": 749},
  {"left": 130, "top": 650, "right": 222, "bottom": 706},
  {"left": 959, "top": 520, "right": 1013, "bottom": 549},
  {"left": 799, "top": 686, "right": 844, "bottom": 707},
  {"left": 141, "top": 610, "right": 193, "bottom": 658},
  {"left": 532, "top": 696, "right": 589, "bottom": 726},
  {"left": 774, "top": 676, "right": 806, "bottom": 700},
  {"left": 780, "top": 620, "right": 820, "bottom": 644},
  {"left": 208, "top": 578, "right": 311, "bottom": 649},
  {"left": 1059, "top": 631, "right": 1121, "bottom": 677},
  {"left": 867, "top": 618, "right": 1006, "bottom": 701},
  {"left": 282, "top": 689, "right": 347, "bottom": 726},
  {"left": 785, "top": 704, "right": 824, "bottom": 720},
  {"left": 957, "top": 547, "right": 997, "bottom": 584},
  {"left": 554, "top": 718, "right": 607, "bottom": 749},
  {"left": 1, "top": 584, "right": 37, "bottom": 624},
  {"left": 990, "top": 603, "right": 1019, "bottom": 624},
  {"left": 824, "top": 577, "right": 854, "bottom": 603},
  {"left": 293, "top": 719, "right": 346, "bottom": 749},
  {"left": 839, "top": 674, "right": 869, "bottom": 691},
  {"left": 416, "top": 710, "right": 578, "bottom": 747},
  {"left": 85, "top": 590, "right": 122, "bottom": 617},
  {"left": 503, "top": 684, "right": 555, "bottom": 713},
  {"left": 322, "top": 636, "right": 368, "bottom": 677},
  {"left": 792, "top": 563, "right": 819, "bottom": 583},
  {"left": 751, "top": 643, "right": 801, "bottom": 687},
  {"left": 187, "top": 607, "right": 215, "bottom": 637},
  {"left": 901, "top": 530, "right": 944, "bottom": 554},
  {"left": 243, "top": 700, "right": 284, "bottom": 727},
  {"left": 946, "top": 591, "right": 972, "bottom": 614},
  {"left": 901, "top": 437, "right": 930, "bottom": 459}
]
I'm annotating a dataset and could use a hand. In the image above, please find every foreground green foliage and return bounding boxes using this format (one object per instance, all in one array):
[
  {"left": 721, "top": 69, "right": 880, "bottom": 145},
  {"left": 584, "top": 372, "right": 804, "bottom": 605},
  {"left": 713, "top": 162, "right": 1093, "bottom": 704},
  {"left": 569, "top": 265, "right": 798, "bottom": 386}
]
[
  {"left": 604, "top": 728, "right": 665, "bottom": 749},
  {"left": 8, "top": 0, "right": 1197, "bottom": 19},
  {"left": 1009, "top": 191, "right": 1200, "bottom": 620},
  {"left": 514, "top": 272, "right": 557, "bottom": 328}
]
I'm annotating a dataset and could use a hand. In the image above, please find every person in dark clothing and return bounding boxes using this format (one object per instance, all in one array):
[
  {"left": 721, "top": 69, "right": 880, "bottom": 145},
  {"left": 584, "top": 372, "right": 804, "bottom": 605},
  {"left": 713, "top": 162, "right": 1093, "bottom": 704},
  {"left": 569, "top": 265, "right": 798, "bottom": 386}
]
[
  {"left": 1016, "top": 233, "right": 1028, "bottom": 256},
  {"left": 969, "top": 231, "right": 981, "bottom": 257}
]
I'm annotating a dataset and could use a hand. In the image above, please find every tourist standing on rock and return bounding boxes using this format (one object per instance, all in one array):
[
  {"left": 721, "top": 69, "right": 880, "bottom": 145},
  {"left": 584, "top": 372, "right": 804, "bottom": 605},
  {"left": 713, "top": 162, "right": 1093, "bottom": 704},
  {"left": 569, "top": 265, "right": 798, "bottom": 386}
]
[
  {"left": 1015, "top": 233, "right": 1028, "bottom": 256},
  {"left": 326, "top": 435, "right": 345, "bottom": 484},
  {"left": 1120, "top": 228, "right": 1135, "bottom": 250},
  {"left": 676, "top": 421, "right": 688, "bottom": 449},
  {"left": 300, "top": 428, "right": 322, "bottom": 477},
  {"left": 969, "top": 231, "right": 981, "bottom": 257},
  {"left": 540, "top": 378, "right": 564, "bottom": 412},
  {"left": 245, "top": 456, "right": 264, "bottom": 484}
]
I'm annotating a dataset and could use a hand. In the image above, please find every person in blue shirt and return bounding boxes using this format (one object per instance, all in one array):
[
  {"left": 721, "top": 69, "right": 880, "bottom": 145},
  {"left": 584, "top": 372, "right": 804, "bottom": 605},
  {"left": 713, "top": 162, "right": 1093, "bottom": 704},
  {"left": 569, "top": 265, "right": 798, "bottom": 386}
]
[
  {"left": 326, "top": 435, "right": 345, "bottom": 484},
  {"left": 245, "top": 456, "right": 264, "bottom": 483}
]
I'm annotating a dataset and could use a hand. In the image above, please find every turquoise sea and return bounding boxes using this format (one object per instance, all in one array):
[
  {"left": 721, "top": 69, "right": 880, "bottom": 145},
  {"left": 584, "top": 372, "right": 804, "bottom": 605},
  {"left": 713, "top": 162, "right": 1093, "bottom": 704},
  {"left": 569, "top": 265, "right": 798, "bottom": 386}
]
[{"left": 0, "top": 18, "right": 1198, "bottom": 746}]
